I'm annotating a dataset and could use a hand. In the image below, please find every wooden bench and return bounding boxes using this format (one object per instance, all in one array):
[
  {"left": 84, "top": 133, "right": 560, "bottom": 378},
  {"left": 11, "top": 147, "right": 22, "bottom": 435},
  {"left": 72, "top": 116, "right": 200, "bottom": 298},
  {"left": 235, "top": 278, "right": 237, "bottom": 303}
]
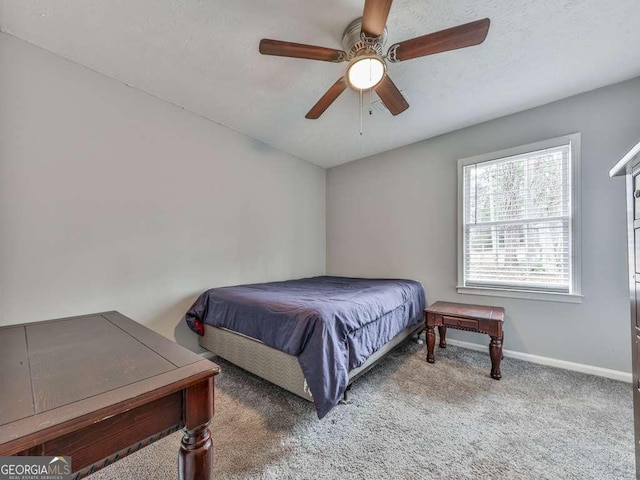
[
  {"left": 0, "top": 312, "right": 220, "bottom": 479},
  {"left": 425, "top": 301, "right": 505, "bottom": 379}
]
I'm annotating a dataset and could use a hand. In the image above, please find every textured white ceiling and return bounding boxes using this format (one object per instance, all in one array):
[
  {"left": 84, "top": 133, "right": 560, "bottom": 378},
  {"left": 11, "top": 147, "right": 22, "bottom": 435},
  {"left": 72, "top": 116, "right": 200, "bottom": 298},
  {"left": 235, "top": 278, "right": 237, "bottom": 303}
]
[{"left": 1, "top": 0, "right": 640, "bottom": 168}]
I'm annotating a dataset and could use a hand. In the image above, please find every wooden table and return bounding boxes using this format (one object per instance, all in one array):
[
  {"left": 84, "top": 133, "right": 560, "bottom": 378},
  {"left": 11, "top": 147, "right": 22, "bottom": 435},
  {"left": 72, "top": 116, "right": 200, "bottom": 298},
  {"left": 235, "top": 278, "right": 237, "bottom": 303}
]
[
  {"left": 425, "top": 301, "right": 505, "bottom": 379},
  {"left": 0, "top": 311, "right": 220, "bottom": 479}
]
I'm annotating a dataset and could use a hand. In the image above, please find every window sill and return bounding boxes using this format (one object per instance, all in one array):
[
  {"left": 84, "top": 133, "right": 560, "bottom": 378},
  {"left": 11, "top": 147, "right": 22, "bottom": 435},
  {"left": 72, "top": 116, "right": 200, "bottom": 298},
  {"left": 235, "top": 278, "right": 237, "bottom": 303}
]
[{"left": 456, "top": 286, "right": 583, "bottom": 304}]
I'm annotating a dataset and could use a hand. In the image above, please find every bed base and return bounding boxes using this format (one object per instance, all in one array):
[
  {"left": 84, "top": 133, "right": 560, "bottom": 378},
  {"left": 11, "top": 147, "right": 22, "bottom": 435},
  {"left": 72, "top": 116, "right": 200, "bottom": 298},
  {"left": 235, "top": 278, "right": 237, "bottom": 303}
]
[{"left": 199, "top": 323, "right": 424, "bottom": 403}]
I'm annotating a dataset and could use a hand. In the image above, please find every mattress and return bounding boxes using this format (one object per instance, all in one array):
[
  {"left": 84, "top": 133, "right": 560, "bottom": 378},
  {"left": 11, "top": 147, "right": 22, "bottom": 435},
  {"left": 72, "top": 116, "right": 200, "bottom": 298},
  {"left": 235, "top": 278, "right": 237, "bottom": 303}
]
[{"left": 185, "top": 276, "right": 426, "bottom": 417}]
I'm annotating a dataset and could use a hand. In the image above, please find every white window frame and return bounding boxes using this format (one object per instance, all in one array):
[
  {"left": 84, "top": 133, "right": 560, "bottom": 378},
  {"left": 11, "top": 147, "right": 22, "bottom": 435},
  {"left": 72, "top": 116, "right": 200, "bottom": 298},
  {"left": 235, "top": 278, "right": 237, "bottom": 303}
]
[{"left": 456, "top": 133, "right": 582, "bottom": 303}]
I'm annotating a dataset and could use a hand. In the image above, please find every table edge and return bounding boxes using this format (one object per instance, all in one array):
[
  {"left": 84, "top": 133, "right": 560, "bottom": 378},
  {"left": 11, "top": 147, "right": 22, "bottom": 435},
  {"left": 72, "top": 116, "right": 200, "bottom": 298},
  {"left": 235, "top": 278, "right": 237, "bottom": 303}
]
[
  {"left": 425, "top": 302, "right": 505, "bottom": 321},
  {"left": 0, "top": 359, "right": 219, "bottom": 454}
]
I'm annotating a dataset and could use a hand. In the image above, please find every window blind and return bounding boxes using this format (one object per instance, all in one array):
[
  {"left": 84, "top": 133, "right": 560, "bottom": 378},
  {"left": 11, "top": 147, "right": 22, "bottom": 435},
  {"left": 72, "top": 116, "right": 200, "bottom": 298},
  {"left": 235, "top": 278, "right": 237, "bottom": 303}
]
[{"left": 462, "top": 144, "right": 572, "bottom": 293}]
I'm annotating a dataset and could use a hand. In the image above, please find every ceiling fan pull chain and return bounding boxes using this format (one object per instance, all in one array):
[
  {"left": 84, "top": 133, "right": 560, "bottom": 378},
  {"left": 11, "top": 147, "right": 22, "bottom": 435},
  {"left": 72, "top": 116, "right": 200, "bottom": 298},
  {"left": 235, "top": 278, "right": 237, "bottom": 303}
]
[{"left": 359, "top": 89, "right": 364, "bottom": 136}]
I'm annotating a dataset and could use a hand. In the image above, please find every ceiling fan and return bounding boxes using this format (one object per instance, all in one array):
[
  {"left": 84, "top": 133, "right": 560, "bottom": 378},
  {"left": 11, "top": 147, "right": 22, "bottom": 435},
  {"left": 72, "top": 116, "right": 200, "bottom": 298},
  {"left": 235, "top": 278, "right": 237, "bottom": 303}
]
[{"left": 259, "top": 0, "right": 490, "bottom": 119}]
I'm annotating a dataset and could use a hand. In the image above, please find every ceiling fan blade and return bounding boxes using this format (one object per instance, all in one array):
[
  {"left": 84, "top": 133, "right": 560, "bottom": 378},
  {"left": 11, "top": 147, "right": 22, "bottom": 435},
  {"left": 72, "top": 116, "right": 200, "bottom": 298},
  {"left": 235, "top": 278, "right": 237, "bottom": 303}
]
[
  {"left": 361, "top": 0, "right": 393, "bottom": 37},
  {"left": 259, "top": 39, "right": 346, "bottom": 62},
  {"left": 373, "top": 75, "right": 409, "bottom": 116},
  {"left": 306, "top": 78, "right": 348, "bottom": 119},
  {"left": 390, "top": 18, "right": 490, "bottom": 62}
]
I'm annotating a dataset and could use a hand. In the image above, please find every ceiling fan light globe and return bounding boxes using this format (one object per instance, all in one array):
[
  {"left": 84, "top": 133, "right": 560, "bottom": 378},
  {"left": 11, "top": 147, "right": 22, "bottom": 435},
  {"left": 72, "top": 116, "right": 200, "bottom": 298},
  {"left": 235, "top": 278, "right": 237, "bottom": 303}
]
[{"left": 347, "top": 57, "right": 385, "bottom": 91}]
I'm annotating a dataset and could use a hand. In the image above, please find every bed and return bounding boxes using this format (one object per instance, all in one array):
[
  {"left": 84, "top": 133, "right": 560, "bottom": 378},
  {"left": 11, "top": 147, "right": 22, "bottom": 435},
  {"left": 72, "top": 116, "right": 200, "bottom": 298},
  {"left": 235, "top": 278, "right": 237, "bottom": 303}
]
[{"left": 184, "top": 276, "right": 426, "bottom": 418}]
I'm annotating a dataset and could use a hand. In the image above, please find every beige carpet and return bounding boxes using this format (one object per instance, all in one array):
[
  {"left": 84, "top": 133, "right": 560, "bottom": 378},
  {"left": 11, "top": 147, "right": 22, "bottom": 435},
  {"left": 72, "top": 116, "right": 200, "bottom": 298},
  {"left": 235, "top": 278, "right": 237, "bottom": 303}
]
[{"left": 90, "top": 342, "right": 634, "bottom": 479}]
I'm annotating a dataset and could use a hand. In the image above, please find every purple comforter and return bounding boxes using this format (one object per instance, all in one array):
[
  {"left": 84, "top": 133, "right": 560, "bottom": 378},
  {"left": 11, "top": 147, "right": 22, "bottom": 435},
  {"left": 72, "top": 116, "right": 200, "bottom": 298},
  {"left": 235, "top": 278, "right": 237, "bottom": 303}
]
[{"left": 184, "top": 276, "right": 426, "bottom": 418}]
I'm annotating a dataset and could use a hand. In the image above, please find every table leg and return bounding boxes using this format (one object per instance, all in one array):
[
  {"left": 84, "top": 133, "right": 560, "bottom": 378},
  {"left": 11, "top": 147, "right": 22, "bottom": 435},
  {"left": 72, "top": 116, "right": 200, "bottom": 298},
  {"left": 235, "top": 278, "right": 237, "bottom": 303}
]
[
  {"left": 179, "top": 379, "right": 213, "bottom": 480},
  {"left": 489, "top": 336, "right": 503, "bottom": 380},
  {"left": 438, "top": 325, "right": 447, "bottom": 348},
  {"left": 426, "top": 326, "right": 436, "bottom": 363}
]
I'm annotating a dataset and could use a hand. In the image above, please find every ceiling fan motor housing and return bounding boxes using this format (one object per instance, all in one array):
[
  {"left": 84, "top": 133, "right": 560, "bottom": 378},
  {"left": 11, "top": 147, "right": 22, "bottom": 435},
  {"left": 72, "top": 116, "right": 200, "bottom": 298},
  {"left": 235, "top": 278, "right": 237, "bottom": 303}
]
[{"left": 342, "top": 17, "right": 387, "bottom": 59}]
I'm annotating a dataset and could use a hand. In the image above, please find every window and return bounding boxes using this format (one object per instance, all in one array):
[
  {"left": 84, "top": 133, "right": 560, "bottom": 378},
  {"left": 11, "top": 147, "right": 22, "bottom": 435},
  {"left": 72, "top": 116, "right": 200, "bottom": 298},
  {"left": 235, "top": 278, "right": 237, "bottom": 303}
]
[{"left": 457, "top": 134, "right": 581, "bottom": 303}]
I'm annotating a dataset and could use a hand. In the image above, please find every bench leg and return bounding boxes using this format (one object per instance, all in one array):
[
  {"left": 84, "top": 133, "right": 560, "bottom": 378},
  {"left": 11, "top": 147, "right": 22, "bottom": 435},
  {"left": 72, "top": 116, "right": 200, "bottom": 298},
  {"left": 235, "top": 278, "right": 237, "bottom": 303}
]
[
  {"left": 179, "top": 380, "right": 213, "bottom": 480},
  {"left": 426, "top": 326, "right": 436, "bottom": 363},
  {"left": 438, "top": 325, "right": 447, "bottom": 349},
  {"left": 489, "top": 336, "right": 502, "bottom": 380}
]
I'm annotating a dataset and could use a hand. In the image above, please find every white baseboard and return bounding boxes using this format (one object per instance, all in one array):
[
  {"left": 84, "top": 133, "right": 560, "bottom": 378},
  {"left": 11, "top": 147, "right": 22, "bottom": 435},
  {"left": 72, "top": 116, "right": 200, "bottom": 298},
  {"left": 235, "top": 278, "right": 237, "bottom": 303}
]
[{"left": 445, "top": 339, "right": 632, "bottom": 383}]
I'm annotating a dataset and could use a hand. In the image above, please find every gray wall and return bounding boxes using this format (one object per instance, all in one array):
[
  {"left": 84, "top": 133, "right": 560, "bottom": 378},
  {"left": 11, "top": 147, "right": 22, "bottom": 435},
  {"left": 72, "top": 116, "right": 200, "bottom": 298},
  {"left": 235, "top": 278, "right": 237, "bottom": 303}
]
[
  {"left": 0, "top": 33, "right": 326, "bottom": 351},
  {"left": 3, "top": 30, "right": 638, "bottom": 373},
  {"left": 327, "top": 77, "right": 640, "bottom": 373}
]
